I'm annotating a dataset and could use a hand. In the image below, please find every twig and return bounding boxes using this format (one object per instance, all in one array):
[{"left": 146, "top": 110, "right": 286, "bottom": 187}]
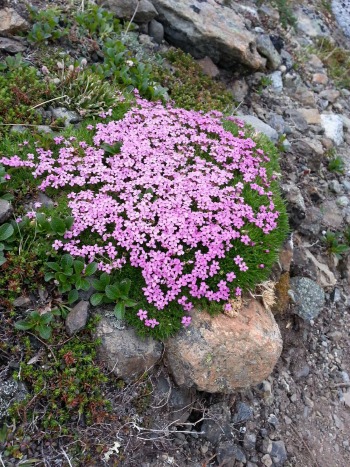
[
  {"left": 29, "top": 95, "right": 68, "bottom": 110},
  {"left": 331, "top": 382, "right": 350, "bottom": 388},
  {"left": 61, "top": 448, "right": 74, "bottom": 467},
  {"left": 291, "top": 425, "right": 320, "bottom": 467},
  {"left": 27, "top": 331, "right": 58, "bottom": 363},
  {"left": 0, "top": 453, "right": 6, "bottom": 467},
  {"left": 124, "top": 0, "right": 140, "bottom": 36}
]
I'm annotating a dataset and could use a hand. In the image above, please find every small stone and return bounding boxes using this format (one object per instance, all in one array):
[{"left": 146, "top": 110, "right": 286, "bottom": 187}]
[
  {"left": 201, "top": 403, "right": 231, "bottom": 444},
  {"left": 343, "top": 392, "right": 350, "bottom": 408},
  {"left": 294, "top": 89, "right": 316, "bottom": 106},
  {"left": 95, "top": 315, "right": 163, "bottom": 383},
  {"left": 308, "top": 54, "right": 324, "bottom": 69},
  {"left": 320, "top": 200, "right": 344, "bottom": 229},
  {"left": 197, "top": 56, "right": 220, "bottom": 78},
  {"left": 261, "top": 453, "right": 273, "bottom": 467},
  {"left": 36, "top": 125, "right": 53, "bottom": 134},
  {"left": 312, "top": 73, "right": 328, "bottom": 85},
  {"left": 0, "top": 7, "right": 29, "bottom": 34},
  {"left": 327, "top": 331, "right": 343, "bottom": 342},
  {"left": 329, "top": 180, "right": 342, "bottom": 194},
  {"left": 10, "top": 125, "right": 27, "bottom": 134},
  {"left": 320, "top": 114, "right": 344, "bottom": 146},
  {"left": 267, "top": 413, "right": 279, "bottom": 427},
  {"left": 284, "top": 109, "right": 308, "bottom": 133},
  {"left": 231, "top": 79, "right": 249, "bottom": 102},
  {"left": 244, "top": 433, "right": 257, "bottom": 451},
  {"left": 232, "top": 402, "right": 253, "bottom": 424},
  {"left": 270, "top": 440, "right": 287, "bottom": 466},
  {"left": 319, "top": 89, "right": 340, "bottom": 103},
  {"left": 256, "top": 34, "right": 282, "bottom": 70},
  {"left": 102, "top": 0, "right": 158, "bottom": 23},
  {"left": 217, "top": 442, "right": 247, "bottom": 464},
  {"left": 269, "top": 70, "right": 283, "bottom": 93},
  {"left": 289, "top": 277, "right": 325, "bottom": 321},
  {"left": 238, "top": 115, "right": 278, "bottom": 142},
  {"left": 0, "top": 199, "right": 12, "bottom": 223},
  {"left": 0, "top": 37, "right": 25, "bottom": 54},
  {"left": 13, "top": 296, "right": 31, "bottom": 308},
  {"left": 65, "top": 300, "right": 89, "bottom": 335},
  {"left": 37, "top": 193, "right": 55, "bottom": 207},
  {"left": 50, "top": 107, "right": 82, "bottom": 127},
  {"left": 298, "top": 108, "right": 321, "bottom": 125},
  {"left": 336, "top": 196, "right": 349, "bottom": 207},
  {"left": 148, "top": 19, "right": 164, "bottom": 44}
]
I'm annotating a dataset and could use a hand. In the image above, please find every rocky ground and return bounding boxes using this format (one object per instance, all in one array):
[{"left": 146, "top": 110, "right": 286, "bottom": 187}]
[{"left": 1, "top": 0, "right": 350, "bottom": 466}]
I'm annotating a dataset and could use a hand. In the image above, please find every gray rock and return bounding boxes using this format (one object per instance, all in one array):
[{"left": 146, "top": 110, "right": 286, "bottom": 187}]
[
  {"left": 13, "top": 296, "right": 31, "bottom": 308},
  {"left": 0, "top": 378, "right": 28, "bottom": 420},
  {"left": 197, "top": 56, "right": 220, "bottom": 78},
  {"left": 280, "top": 49, "right": 294, "bottom": 70},
  {"left": 270, "top": 440, "right": 287, "bottom": 466},
  {"left": 100, "top": 0, "right": 158, "bottom": 23},
  {"left": 0, "top": 199, "right": 12, "bottom": 224},
  {"left": 50, "top": 107, "right": 82, "bottom": 127},
  {"left": 65, "top": 300, "right": 89, "bottom": 335},
  {"left": 238, "top": 115, "right": 278, "bottom": 141},
  {"left": 201, "top": 403, "right": 231, "bottom": 444},
  {"left": 289, "top": 277, "right": 325, "bottom": 321},
  {"left": 151, "top": 0, "right": 264, "bottom": 69},
  {"left": 320, "top": 114, "right": 344, "bottom": 146},
  {"left": 284, "top": 109, "right": 308, "bottom": 133},
  {"left": 329, "top": 180, "right": 343, "bottom": 194},
  {"left": 37, "top": 125, "right": 53, "bottom": 134},
  {"left": 37, "top": 193, "right": 55, "bottom": 207},
  {"left": 321, "top": 200, "right": 344, "bottom": 229},
  {"left": 217, "top": 442, "right": 247, "bottom": 464},
  {"left": 95, "top": 315, "right": 163, "bottom": 383},
  {"left": 0, "top": 37, "right": 25, "bottom": 54},
  {"left": 343, "top": 180, "right": 350, "bottom": 192},
  {"left": 268, "top": 114, "right": 285, "bottom": 135},
  {"left": 148, "top": 19, "right": 164, "bottom": 43},
  {"left": 296, "top": 8, "right": 329, "bottom": 37},
  {"left": 230, "top": 79, "right": 249, "bottom": 102},
  {"left": 280, "top": 183, "right": 306, "bottom": 227},
  {"left": 10, "top": 124, "right": 27, "bottom": 134},
  {"left": 299, "top": 207, "right": 322, "bottom": 236},
  {"left": 0, "top": 7, "right": 29, "bottom": 34},
  {"left": 336, "top": 195, "right": 349, "bottom": 207},
  {"left": 256, "top": 34, "right": 281, "bottom": 70},
  {"left": 244, "top": 432, "right": 257, "bottom": 451},
  {"left": 232, "top": 402, "right": 253, "bottom": 424},
  {"left": 332, "top": 0, "right": 350, "bottom": 37},
  {"left": 153, "top": 374, "right": 195, "bottom": 423},
  {"left": 269, "top": 70, "right": 283, "bottom": 93}
]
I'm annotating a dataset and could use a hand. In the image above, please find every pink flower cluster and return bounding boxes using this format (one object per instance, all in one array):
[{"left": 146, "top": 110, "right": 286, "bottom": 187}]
[{"left": 0, "top": 98, "right": 281, "bottom": 326}]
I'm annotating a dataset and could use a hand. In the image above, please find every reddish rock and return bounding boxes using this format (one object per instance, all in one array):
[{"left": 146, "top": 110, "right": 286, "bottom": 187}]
[
  {"left": 197, "top": 56, "right": 220, "bottom": 78},
  {"left": 312, "top": 73, "right": 328, "bottom": 85},
  {"left": 165, "top": 299, "right": 282, "bottom": 393}
]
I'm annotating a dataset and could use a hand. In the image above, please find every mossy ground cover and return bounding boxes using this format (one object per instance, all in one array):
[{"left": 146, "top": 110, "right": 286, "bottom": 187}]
[{"left": 0, "top": 1, "right": 288, "bottom": 463}]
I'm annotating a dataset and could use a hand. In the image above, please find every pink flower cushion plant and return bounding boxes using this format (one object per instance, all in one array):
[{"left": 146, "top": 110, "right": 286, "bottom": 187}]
[{"left": 0, "top": 97, "right": 283, "bottom": 330}]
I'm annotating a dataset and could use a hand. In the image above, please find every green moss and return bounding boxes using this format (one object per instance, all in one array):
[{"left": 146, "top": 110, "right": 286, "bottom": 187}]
[{"left": 154, "top": 49, "right": 234, "bottom": 112}]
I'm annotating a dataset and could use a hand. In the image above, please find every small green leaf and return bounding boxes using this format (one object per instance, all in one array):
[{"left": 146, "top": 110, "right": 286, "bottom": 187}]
[
  {"left": 37, "top": 325, "right": 52, "bottom": 340},
  {"left": 84, "top": 262, "right": 98, "bottom": 276},
  {"left": 50, "top": 217, "right": 66, "bottom": 235},
  {"left": 105, "top": 284, "right": 121, "bottom": 300},
  {"left": 80, "top": 278, "right": 91, "bottom": 291},
  {"left": 73, "top": 260, "right": 84, "bottom": 275},
  {"left": 124, "top": 299, "right": 138, "bottom": 308},
  {"left": 119, "top": 278, "right": 131, "bottom": 296},
  {"left": 61, "top": 254, "right": 73, "bottom": 268},
  {"left": 44, "top": 272, "right": 55, "bottom": 282},
  {"left": 90, "top": 278, "right": 105, "bottom": 291},
  {"left": 114, "top": 302, "right": 125, "bottom": 320},
  {"left": 68, "top": 289, "right": 79, "bottom": 304},
  {"left": 46, "top": 262, "right": 61, "bottom": 272},
  {"left": 90, "top": 293, "right": 104, "bottom": 306},
  {"left": 65, "top": 216, "right": 74, "bottom": 229},
  {"left": 0, "top": 223, "right": 14, "bottom": 241},
  {"left": 15, "top": 320, "right": 34, "bottom": 331},
  {"left": 41, "top": 313, "right": 53, "bottom": 325}
]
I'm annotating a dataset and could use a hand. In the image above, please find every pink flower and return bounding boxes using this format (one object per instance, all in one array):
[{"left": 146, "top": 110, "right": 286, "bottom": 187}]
[
  {"left": 181, "top": 316, "right": 191, "bottom": 327},
  {"left": 259, "top": 264, "right": 265, "bottom": 268},
  {"left": 26, "top": 211, "right": 36, "bottom": 219},
  {"left": 145, "top": 318, "right": 159, "bottom": 328},
  {"left": 137, "top": 309, "right": 148, "bottom": 321},
  {"left": 235, "top": 287, "right": 242, "bottom": 297}
]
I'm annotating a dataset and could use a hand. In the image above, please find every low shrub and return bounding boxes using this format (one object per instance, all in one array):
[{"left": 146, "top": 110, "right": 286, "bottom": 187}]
[{"left": 1, "top": 97, "right": 288, "bottom": 338}]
